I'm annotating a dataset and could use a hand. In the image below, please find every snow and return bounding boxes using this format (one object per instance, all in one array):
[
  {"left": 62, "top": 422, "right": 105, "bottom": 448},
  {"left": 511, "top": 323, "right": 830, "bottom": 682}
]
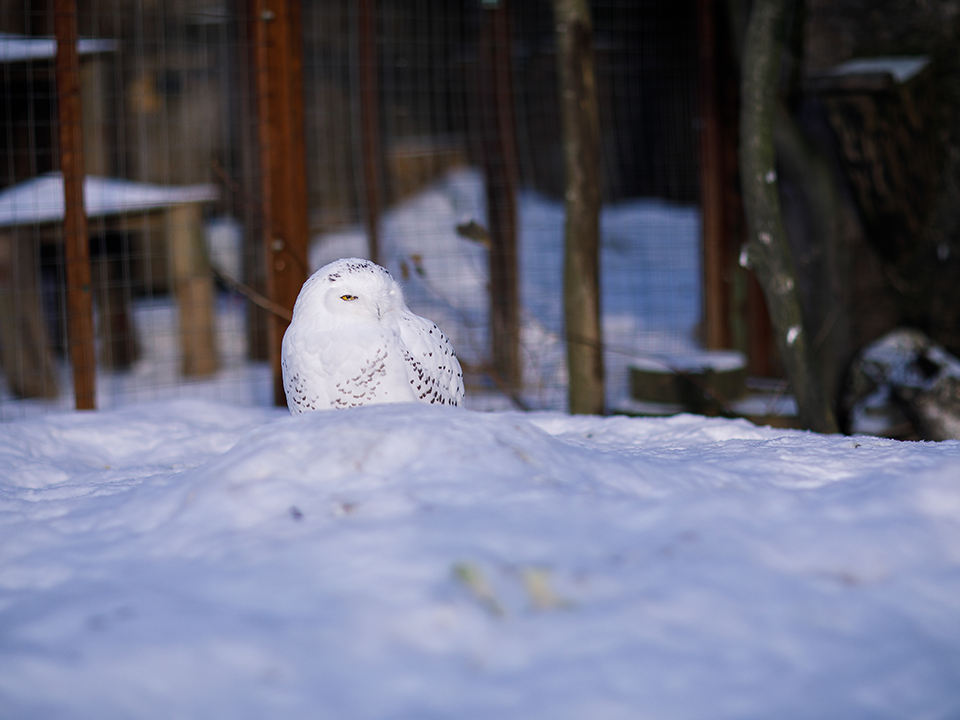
[
  {"left": 2, "top": 399, "right": 960, "bottom": 718},
  {"left": 629, "top": 349, "right": 746, "bottom": 373},
  {"left": 6, "top": 165, "right": 951, "bottom": 715},
  {"left": 0, "top": 33, "right": 118, "bottom": 63},
  {"left": 0, "top": 294, "right": 271, "bottom": 421},
  {"left": 0, "top": 173, "right": 218, "bottom": 227},
  {"left": 825, "top": 56, "right": 931, "bottom": 84}
]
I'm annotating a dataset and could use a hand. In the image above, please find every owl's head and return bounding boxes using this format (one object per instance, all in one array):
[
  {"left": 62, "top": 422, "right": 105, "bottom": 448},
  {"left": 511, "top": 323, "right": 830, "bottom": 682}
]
[{"left": 293, "top": 257, "right": 405, "bottom": 323}]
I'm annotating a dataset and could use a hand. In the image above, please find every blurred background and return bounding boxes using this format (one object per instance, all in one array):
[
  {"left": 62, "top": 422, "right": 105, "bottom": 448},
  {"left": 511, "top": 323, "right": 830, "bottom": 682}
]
[{"left": 1, "top": 0, "right": 959, "bottom": 437}]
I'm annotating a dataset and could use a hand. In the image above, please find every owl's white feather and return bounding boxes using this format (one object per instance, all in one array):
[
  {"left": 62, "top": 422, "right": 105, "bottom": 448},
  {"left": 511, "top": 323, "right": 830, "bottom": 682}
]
[{"left": 281, "top": 258, "right": 465, "bottom": 413}]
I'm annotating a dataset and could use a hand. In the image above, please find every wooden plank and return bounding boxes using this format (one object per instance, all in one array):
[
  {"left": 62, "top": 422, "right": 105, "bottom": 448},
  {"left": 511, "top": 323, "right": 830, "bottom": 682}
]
[
  {"left": 251, "top": 0, "right": 311, "bottom": 406},
  {"left": 358, "top": 0, "right": 382, "bottom": 265},
  {"left": 55, "top": 0, "right": 96, "bottom": 410}
]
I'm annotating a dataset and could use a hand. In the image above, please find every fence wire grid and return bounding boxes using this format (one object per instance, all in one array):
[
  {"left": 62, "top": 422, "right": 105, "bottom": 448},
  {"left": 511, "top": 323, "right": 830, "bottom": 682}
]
[{"left": 0, "top": 0, "right": 703, "bottom": 420}]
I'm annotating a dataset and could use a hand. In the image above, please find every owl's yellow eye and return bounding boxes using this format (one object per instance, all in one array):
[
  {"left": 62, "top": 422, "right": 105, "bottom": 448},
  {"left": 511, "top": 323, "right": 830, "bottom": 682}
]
[{"left": 340, "top": 294, "right": 358, "bottom": 301}]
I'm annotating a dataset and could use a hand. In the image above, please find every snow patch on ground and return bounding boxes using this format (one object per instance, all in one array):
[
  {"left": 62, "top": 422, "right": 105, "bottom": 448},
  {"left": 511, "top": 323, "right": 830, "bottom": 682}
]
[{"left": 1, "top": 400, "right": 959, "bottom": 718}]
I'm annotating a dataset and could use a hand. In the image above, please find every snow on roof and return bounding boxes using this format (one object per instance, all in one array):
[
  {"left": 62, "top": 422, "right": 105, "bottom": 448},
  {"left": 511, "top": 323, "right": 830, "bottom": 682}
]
[
  {"left": 0, "top": 173, "right": 219, "bottom": 227},
  {"left": 0, "top": 32, "right": 118, "bottom": 63},
  {"left": 826, "top": 55, "right": 931, "bottom": 84}
]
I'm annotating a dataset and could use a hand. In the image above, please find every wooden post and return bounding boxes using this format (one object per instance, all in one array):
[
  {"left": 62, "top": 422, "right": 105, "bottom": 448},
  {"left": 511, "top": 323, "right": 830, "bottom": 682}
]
[
  {"left": 739, "top": 0, "right": 837, "bottom": 433},
  {"left": 478, "top": 0, "right": 521, "bottom": 391},
  {"left": 358, "top": 0, "right": 382, "bottom": 265},
  {"left": 167, "top": 203, "right": 219, "bottom": 376},
  {"left": 0, "top": 231, "right": 60, "bottom": 398},
  {"left": 554, "top": 0, "right": 604, "bottom": 415},
  {"left": 80, "top": 58, "right": 110, "bottom": 177},
  {"left": 90, "top": 233, "right": 139, "bottom": 369},
  {"left": 55, "top": 0, "right": 96, "bottom": 410},
  {"left": 251, "top": 0, "right": 310, "bottom": 406},
  {"left": 698, "top": 0, "right": 730, "bottom": 350}
]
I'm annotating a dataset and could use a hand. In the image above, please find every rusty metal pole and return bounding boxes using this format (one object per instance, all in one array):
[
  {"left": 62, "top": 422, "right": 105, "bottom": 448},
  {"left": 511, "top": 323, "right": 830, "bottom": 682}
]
[
  {"left": 478, "top": 0, "right": 521, "bottom": 390},
  {"left": 697, "top": 0, "right": 730, "bottom": 351},
  {"left": 358, "top": 0, "right": 382, "bottom": 265},
  {"left": 251, "top": 0, "right": 310, "bottom": 406},
  {"left": 55, "top": 0, "right": 96, "bottom": 410}
]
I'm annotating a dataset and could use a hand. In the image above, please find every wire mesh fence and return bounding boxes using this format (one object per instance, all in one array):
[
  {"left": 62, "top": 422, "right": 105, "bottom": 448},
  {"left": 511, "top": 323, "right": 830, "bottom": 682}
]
[{"left": 0, "top": 0, "right": 705, "bottom": 421}]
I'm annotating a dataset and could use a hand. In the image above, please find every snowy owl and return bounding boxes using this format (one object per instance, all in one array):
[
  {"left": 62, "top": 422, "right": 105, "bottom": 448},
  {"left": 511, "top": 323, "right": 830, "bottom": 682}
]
[{"left": 281, "top": 258, "right": 465, "bottom": 413}]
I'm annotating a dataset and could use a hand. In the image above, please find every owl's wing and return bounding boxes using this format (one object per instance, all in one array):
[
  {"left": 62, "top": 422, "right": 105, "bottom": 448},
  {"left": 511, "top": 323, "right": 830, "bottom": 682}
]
[
  {"left": 396, "top": 311, "right": 465, "bottom": 406},
  {"left": 281, "top": 323, "right": 337, "bottom": 412}
]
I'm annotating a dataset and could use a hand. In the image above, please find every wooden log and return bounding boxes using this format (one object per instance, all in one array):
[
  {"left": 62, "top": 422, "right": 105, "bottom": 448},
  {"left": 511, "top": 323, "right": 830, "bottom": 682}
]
[
  {"left": 167, "top": 202, "right": 219, "bottom": 376},
  {"left": 629, "top": 353, "right": 746, "bottom": 415},
  {"left": 0, "top": 230, "right": 60, "bottom": 398}
]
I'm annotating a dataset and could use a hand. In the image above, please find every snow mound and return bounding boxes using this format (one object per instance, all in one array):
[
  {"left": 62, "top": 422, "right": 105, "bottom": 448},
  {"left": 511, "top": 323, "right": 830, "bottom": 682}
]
[{"left": 2, "top": 401, "right": 960, "bottom": 719}]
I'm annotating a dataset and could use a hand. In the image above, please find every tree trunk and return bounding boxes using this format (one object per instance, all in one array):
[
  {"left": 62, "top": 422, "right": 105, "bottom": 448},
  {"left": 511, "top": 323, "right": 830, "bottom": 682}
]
[
  {"left": 739, "top": 0, "right": 838, "bottom": 433},
  {"left": 554, "top": 0, "right": 604, "bottom": 415}
]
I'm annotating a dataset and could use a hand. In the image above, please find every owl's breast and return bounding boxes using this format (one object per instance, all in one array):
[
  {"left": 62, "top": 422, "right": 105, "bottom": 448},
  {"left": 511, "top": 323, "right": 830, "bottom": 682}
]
[{"left": 282, "top": 321, "right": 420, "bottom": 412}]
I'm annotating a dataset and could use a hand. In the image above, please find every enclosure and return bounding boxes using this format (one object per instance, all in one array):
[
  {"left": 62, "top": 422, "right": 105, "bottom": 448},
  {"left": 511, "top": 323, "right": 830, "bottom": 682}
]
[
  {"left": 4, "top": 0, "right": 956, "bottom": 431},
  {"left": 0, "top": 0, "right": 745, "bottom": 422}
]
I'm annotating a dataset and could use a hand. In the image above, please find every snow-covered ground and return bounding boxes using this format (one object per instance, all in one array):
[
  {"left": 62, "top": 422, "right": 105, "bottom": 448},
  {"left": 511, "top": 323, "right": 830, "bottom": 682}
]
[{"left": 1, "top": 399, "right": 959, "bottom": 718}]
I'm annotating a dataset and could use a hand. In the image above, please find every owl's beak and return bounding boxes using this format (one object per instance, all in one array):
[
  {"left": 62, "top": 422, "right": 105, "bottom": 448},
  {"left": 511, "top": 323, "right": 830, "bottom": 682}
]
[{"left": 376, "top": 302, "right": 382, "bottom": 320}]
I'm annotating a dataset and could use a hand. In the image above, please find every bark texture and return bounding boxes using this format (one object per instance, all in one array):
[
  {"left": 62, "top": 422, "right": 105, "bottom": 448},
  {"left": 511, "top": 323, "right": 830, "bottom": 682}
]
[
  {"left": 554, "top": 0, "right": 604, "bottom": 415},
  {"left": 739, "top": 0, "right": 838, "bottom": 433}
]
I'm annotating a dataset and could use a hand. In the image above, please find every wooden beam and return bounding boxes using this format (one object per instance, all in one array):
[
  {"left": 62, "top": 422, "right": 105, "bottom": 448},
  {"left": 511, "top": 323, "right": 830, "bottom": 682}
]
[
  {"left": 55, "top": 0, "right": 96, "bottom": 410},
  {"left": 251, "top": 0, "right": 310, "bottom": 406}
]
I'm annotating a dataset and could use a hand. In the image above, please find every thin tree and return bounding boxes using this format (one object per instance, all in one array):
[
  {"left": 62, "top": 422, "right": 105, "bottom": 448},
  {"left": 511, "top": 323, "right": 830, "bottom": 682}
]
[
  {"left": 554, "top": 0, "right": 604, "bottom": 415},
  {"left": 739, "top": 0, "right": 838, "bottom": 433}
]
